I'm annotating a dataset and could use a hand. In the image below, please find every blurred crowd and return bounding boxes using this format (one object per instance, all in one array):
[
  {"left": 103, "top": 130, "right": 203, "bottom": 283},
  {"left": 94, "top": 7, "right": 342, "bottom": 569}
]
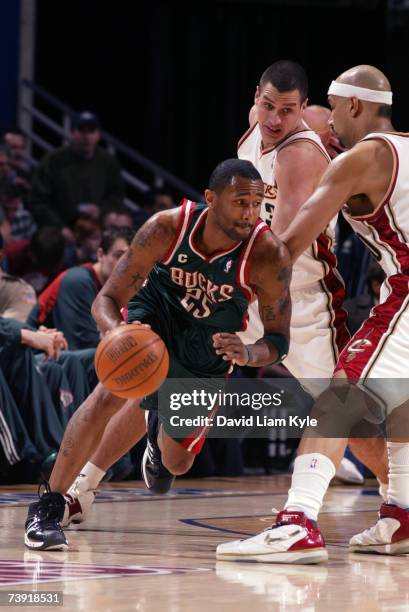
[
  {"left": 0, "top": 107, "right": 382, "bottom": 484},
  {"left": 0, "top": 112, "right": 176, "bottom": 484}
]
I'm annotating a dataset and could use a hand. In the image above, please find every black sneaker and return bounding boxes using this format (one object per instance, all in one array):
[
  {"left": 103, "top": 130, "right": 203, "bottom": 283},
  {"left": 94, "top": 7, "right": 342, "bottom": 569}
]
[
  {"left": 24, "top": 483, "right": 68, "bottom": 551},
  {"left": 141, "top": 412, "right": 175, "bottom": 494}
]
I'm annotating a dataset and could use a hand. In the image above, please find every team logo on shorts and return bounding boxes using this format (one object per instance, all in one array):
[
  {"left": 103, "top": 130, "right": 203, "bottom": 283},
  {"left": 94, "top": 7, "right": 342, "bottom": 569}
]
[{"left": 345, "top": 335, "right": 373, "bottom": 362}]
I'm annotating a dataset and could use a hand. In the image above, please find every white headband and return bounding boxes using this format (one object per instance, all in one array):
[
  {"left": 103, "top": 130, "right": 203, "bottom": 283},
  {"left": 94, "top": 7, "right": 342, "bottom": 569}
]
[{"left": 327, "top": 81, "right": 393, "bottom": 105}]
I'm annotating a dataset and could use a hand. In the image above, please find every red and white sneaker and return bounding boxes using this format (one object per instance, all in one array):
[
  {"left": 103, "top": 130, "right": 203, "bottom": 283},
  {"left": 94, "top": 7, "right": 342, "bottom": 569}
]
[
  {"left": 61, "top": 474, "right": 96, "bottom": 527},
  {"left": 349, "top": 503, "right": 409, "bottom": 555},
  {"left": 216, "top": 511, "right": 328, "bottom": 564}
]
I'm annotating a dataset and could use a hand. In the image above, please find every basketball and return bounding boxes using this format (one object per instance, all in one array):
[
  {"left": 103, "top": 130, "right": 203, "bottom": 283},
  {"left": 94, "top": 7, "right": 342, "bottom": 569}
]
[{"left": 94, "top": 324, "right": 169, "bottom": 399}]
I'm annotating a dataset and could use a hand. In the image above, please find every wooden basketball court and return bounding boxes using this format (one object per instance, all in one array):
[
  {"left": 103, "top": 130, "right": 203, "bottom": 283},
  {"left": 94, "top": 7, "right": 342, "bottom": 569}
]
[{"left": 0, "top": 476, "right": 407, "bottom": 611}]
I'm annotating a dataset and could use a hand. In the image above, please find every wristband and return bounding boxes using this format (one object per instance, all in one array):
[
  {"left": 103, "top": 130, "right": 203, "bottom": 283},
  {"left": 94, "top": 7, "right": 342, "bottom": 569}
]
[
  {"left": 244, "top": 345, "right": 253, "bottom": 366},
  {"left": 263, "top": 333, "right": 289, "bottom": 364}
]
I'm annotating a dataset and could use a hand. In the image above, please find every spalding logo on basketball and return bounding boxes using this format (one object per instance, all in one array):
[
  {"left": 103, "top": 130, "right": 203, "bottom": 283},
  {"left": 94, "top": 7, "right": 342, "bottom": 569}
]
[{"left": 95, "top": 324, "right": 169, "bottom": 399}]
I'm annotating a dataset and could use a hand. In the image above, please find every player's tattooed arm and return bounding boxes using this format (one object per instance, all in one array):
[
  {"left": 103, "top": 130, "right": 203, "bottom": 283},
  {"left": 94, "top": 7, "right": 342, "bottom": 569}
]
[
  {"left": 248, "top": 232, "right": 292, "bottom": 366},
  {"left": 213, "top": 232, "right": 291, "bottom": 367},
  {"left": 92, "top": 209, "right": 179, "bottom": 333}
]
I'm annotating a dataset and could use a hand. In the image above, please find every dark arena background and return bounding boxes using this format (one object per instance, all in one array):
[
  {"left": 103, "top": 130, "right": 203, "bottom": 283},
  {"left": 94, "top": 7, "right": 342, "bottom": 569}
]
[{"left": 26, "top": 0, "right": 409, "bottom": 190}]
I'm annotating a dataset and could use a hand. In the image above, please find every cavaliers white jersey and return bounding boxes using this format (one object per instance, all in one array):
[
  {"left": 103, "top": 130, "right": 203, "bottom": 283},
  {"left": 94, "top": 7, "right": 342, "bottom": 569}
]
[
  {"left": 343, "top": 132, "right": 409, "bottom": 279},
  {"left": 238, "top": 122, "right": 337, "bottom": 290},
  {"left": 336, "top": 132, "right": 409, "bottom": 396}
]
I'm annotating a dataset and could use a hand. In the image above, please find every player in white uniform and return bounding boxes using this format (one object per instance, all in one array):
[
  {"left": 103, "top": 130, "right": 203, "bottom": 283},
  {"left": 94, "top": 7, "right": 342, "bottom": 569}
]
[
  {"left": 237, "top": 61, "right": 350, "bottom": 385},
  {"left": 217, "top": 64, "right": 409, "bottom": 563},
  {"left": 238, "top": 61, "right": 363, "bottom": 484}
]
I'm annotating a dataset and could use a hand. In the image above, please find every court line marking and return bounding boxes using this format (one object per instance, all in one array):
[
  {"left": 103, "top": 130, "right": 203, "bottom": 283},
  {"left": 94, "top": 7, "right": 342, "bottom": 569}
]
[
  {"left": 180, "top": 517, "right": 255, "bottom": 536},
  {"left": 0, "top": 489, "right": 278, "bottom": 508},
  {"left": 180, "top": 518, "right": 351, "bottom": 549},
  {"left": 0, "top": 560, "right": 212, "bottom": 587},
  {"left": 179, "top": 506, "right": 380, "bottom": 544},
  {"left": 0, "top": 486, "right": 380, "bottom": 512}
]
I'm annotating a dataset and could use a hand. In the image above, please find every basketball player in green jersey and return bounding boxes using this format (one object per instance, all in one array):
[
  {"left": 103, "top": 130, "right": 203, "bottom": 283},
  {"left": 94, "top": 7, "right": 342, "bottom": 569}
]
[{"left": 24, "top": 159, "right": 292, "bottom": 550}]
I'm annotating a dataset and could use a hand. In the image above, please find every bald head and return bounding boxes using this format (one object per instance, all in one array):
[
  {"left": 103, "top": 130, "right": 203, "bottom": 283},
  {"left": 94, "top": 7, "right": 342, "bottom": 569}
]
[
  {"left": 327, "top": 65, "right": 394, "bottom": 149},
  {"left": 303, "top": 105, "right": 330, "bottom": 134},
  {"left": 303, "top": 105, "right": 345, "bottom": 158},
  {"left": 336, "top": 65, "right": 391, "bottom": 92}
]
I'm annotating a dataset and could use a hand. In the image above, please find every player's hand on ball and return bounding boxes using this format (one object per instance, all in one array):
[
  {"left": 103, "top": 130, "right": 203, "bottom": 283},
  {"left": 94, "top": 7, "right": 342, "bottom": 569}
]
[
  {"left": 130, "top": 321, "right": 151, "bottom": 329},
  {"left": 213, "top": 332, "right": 248, "bottom": 366},
  {"left": 102, "top": 320, "right": 151, "bottom": 338},
  {"left": 95, "top": 324, "right": 169, "bottom": 399}
]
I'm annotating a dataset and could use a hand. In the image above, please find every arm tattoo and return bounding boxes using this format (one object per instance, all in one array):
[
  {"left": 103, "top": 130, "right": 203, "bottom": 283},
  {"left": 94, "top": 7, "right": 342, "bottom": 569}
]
[
  {"left": 278, "top": 295, "right": 291, "bottom": 316},
  {"left": 134, "top": 218, "right": 173, "bottom": 249},
  {"left": 114, "top": 254, "right": 131, "bottom": 275},
  {"left": 261, "top": 305, "right": 276, "bottom": 321},
  {"left": 134, "top": 223, "right": 153, "bottom": 248},
  {"left": 61, "top": 435, "right": 74, "bottom": 457},
  {"left": 277, "top": 265, "right": 291, "bottom": 287},
  {"left": 128, "top": 271, "right": 146, "bottom": 290},
  {"left": 108, "top": 251, "right": 132, "bottom": 292}
]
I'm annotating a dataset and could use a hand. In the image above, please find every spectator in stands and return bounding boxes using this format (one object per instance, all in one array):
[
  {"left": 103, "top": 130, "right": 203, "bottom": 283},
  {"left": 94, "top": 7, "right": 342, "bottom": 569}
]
[
  {"left": 0, "top": 226, "right": 98, "bottom": 484},
  {"left": 0, "top": 144, "right": 12, "bottom": 179},
  {"left": 38, "top": 347, "right": 98, "bottom": 428},
  {"left": 0, "top": 312, "right": 98, "bottom": 466},
  {"left": 0, "top": 327, "right": 97, "bottom": 484},
  {"left": 144, "top": 188, "right": 176, "bottom": 214},
  {"left": 0, "top": 363, "right": 52, "bottom": 484},
  {"left": 0, "top": 233, "right": 36, "bottom": 321},
  {"left": 0, "top": 315, "right": 67, "bottom": 456},
  {"left": 0, "top": 142, "right": 30, "bottom": 196},
  {"left": 2, "top": 127, "right": 31, "bottom": 188},
  {"left": 0, "top": 224, "right": 97, "bottom": 438},
  {"left": 63, "top": 215, "right": 102, "bottom": 268},
  {"left": 132, "top": 188, "right": 176, "bottom": 230},
  {"left": 0, "top": 177, "right": 37, "bottom": 241},
  {"left": 0, "top": 205, "right": 11, "bottom": 249},
  {"left": 4, "top": 225, "right": 65, "bottom": 293},
  {"left": 28, "top": 227, "right": 133, "bottom": 350},
  {"left": 345, "top": 262, "right": 386, "bottom": 334},
  {"left": 28, "top": 111, "right": 125, "bottom": 239},
  {"left": 102, "top": 206, "right": 133, "bottom": 230},
  {"left": 0, "top": 224, "right": 42, "bottom": 479}
]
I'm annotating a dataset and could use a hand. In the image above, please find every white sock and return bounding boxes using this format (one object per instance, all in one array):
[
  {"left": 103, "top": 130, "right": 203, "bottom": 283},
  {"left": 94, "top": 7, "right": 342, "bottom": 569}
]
[
  {"left": 284, "top": 453, "right": 336, "bottom": 521},
  {"left": 377, "top": 477, "right": 388, "bottom": 502},
  {"left": 387, "top": 442, "right": 409, "bottom": 508},
  {"left": 80, "top": 462, "right": 106, "bottom": 490}
]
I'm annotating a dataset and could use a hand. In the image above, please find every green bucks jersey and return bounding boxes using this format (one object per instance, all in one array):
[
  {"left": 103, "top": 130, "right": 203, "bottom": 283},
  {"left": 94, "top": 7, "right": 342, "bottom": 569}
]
[
  {"left": 128, "top": 200, "right": 269, "bottom": 379},
  {"left": 143, "top": 200, "right": 268, "bottom": 332}
]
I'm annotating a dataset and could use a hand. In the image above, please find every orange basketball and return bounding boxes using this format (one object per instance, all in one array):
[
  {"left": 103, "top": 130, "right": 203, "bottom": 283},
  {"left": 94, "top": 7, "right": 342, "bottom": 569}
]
[{"left": 94, "top": 324, "right": 169, "bottom": 399}]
